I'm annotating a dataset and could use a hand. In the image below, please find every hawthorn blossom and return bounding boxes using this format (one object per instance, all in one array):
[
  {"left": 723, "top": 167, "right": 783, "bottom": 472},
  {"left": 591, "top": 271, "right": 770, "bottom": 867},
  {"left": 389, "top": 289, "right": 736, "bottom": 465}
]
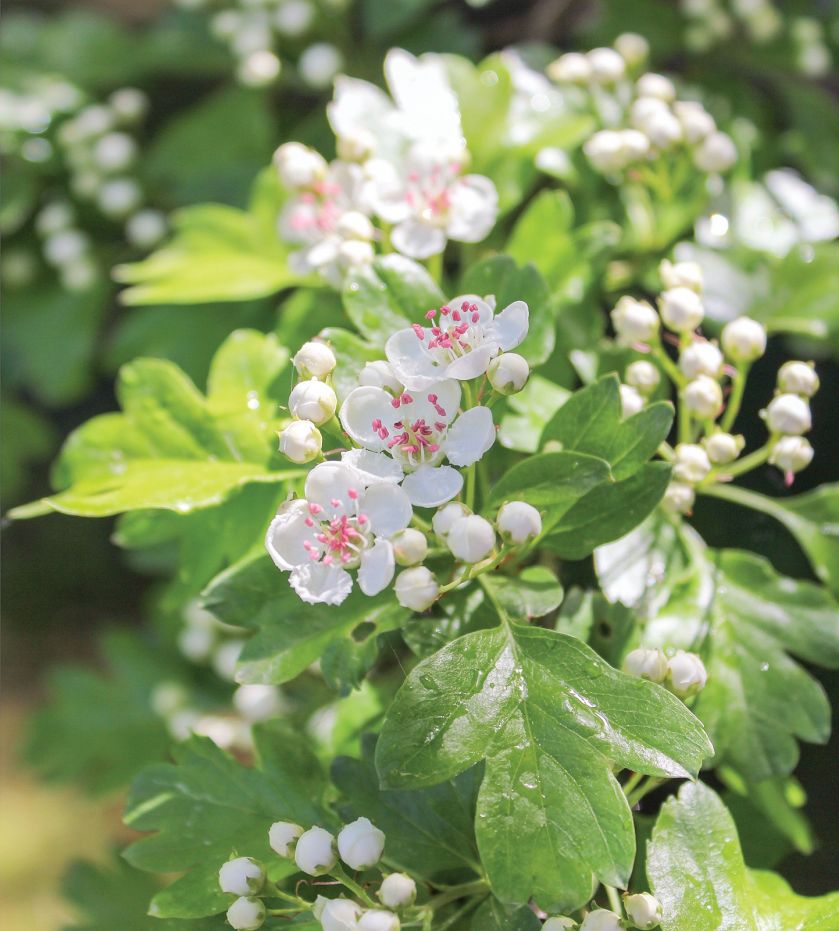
[
  {"left": 265, "top": 461, "right": 412, "bottom": 605},
  {"left": 339, "top": 379, "right": 495, "bottom": 507},
  {"left": 385, "top": 295, "right": 528, "bottom": 389}
]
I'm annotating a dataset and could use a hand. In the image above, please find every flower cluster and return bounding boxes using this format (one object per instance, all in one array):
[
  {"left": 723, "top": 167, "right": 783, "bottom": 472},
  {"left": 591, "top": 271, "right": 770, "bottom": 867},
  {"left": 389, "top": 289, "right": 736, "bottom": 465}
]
[
  {"left": 543, "top": 890, "right": 663, "bottom": 929},
  {"left": 623, "top": 647, "right": 708, "bottom": 700}
]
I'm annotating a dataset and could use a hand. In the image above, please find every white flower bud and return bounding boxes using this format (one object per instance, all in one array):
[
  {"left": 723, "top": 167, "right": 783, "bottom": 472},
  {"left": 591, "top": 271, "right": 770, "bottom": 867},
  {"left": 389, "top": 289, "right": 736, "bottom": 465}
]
[
  {"left": 770, "top": 436, "right": 814, "bottom": 474},
  {"left": 694, "top": 131, "right": 737, "bottom": 172},
  {"left": 547, "top": 52, "right": 592, "bottom": 84},
  {"left": 358, "top": 910, "right": 400, "bottom": 931},
  {"left": 721, "top": 316, "right": 766, "bottom": 363},
  {"left": 674, "top": 100, "right": 716, "bottom": 143},
  {"left": 543, "top": 919, "right": 577, "bottom": 931},
  {"left": 659, "top": 258, "right": 702, "bottom": 292},
  {"left": 643, "top": 108, "right": 683, "bottom": 149},
  {"left": 611, "top": 296, "right": 659, "bottom": 345},
  {"left": 274, "top": 0, "right": 315, "bottom": 37},
  {"left": 273, "top": 142, "right": 327, "bottom": 190},
  {"left": 432, "top": 501, "right": 472, "bottom": 539},
  {"left": 295, "top": 826, "right": 338, "bottom": 875},
  {"left": 580, "top": 910, "right": 622, "bottom": 931},
  {"left": 662, "top": 481, "right": 695, "bottom": 515},
  {"left": 108, "top": 87, "right": 148, "bottom": 123},
  {"left": 636, "top": 72, "right": 675, "bottom": 102},
  {"left": 682, "top": 375, "right": 723, "bottom": 420},
  {"left": 659, "top": 287, "right": 704, "bottom": 332},
  {"left": 227, "top": 896, "right": 266, "bottom": 931},
  {"left": 337, "top": 210, "right": 375, "bottom": 242},
  {"left": 61, "top": 260, "right": 99, "bottom": 292},
  {"left": 703, "top": 432, "right": 744, "bottom": 465},
  {"left": 93, "top": 132, "right": 137, "bottom": 172},
  {"left": 666, "top": 650, "right": 707, "bottom": 697},
  {"left": 337, "top": 817, "right": 385, "bottom": 870},
  {"left": 289, "top": 378, "right": 337, "bottom": 425},
  {"left": 97, "top": 177, "right": 143, "bottom": 218},
  {"left": 764, "top": 393, "right": 811, "bottom": 435},
  {"left": 238, "top": 51, "right": 282, "bottom": 88},
  {"left": 36, "top": 201, "right": 75, "bottom": 236},
  {"left": 299, "top": 42, "right": 343, "bottom": 89},
  {"left": 620, "top": 129, "right": 651, "bottom": 162},
  {"left": 587, "top": 47, "right": 626, "bottom": 83},
  {"left": 358, "top": 360, "right": 402, "bottom": 394},
  {"left": 294, "top": 341, "right": 337, "bottom": 378},
  {"left": 487, "top": 352, "right": 529, "bottom": 394},
  {"left": 43, "top": 229, "right": 89, "bottom": 267},
  {"left": 620, "top": 384, "right": 645, "bottom": 418},
  {"left": 614, "top": 32, "right": 649, "bottom": 68},
  {"left": 218, "top": 857, "right": 265, "bottom": 896},
  {"left": 337, "top": 128, "right": 376, "bottom": 162},
  {"left": 125, "top": 209, "right": 167, "bottom": 249},
  {"left": 584, "top": 130, "right": 627, "bottom": 173},
  {"left": 630, "top": 96, "right": 669, "bottom": 131},
  {"left": 673, "top": 443, "right": 712, "bottom": 483},
  {"left": 320, "top": 897, "right": 363, "bottom": 931},
  {"left": 268, "top": 821, "right": 304, "bottom": 857},
  {"left": 395, "top": 566, "right": 439, "bottom": 611},
  {"left": 72, "top": 104, "right": 114, "bottom": 138},
  {"left": 391, "top": 529, "right": 428, "bottom": 567},
  {"left": 777, "top": 361, "right": 819, "bottom": 398},
  {"left": 496, "top": 501, "right": 542, "bottom": 544},
  {"left": 338, "top": 239, "right": 375, "bottom": 270},
  {"left": 279, "top": 419, "right": 322, "bottom": 463},
  {"left": 378, "top": 873, "right": 417, "bottom": 908},
  {"left": 679, "top": 340, "right": 723, "bottom": 379},
  {"left": 625, "top": 360, "right": 661, "bottom": 396},
  {"left": 447, "top": 515, "right": 496, "bottom": 563},
  {"left": 623, "top": 648, "right": 668, "bottom": 683},
  {"left": 624, "top": 892, "right": 663, "bottom": 929}
]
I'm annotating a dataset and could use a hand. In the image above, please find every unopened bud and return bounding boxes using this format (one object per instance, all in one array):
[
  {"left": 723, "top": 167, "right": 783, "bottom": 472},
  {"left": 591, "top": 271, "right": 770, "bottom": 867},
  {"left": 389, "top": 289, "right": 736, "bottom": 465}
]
[
  {"left": 666, "top": 650, "right": 707, "bottom": 697},
  {"left": 659, "top": 258, "right": 703, "bottom": 292},
  {"left": 279, "top": 420, "right": 322, "bottom": 463},
  {"left": 662, "top": 481, "right": 695, "bottom": 515},
  {"left": 289, "top": 378, "right": 337, "bottom": 425},
  {"left": 721, "top": 316, "right": 766, "bottom": 363},
  {"left": 763, "top": 393, "right": 811, "bottom": 435},
  {"left": 644, "top": 108, "right": 684, "bottom": 149},
  {"left": 580, "top": 910, "right": 622, "bottom": 931},
  {"left": 295, "top": 826, "right": 338, "bottom": 876},
  {"left": 588, "top": 47, "right": 626, "bottom": 83},
  {"left": 680, "top": 340, "right": 723, "bottom": 379},
  {"left": 694, "top": 131, "right": 737, "bottom": 172},
  {"left": 623, "top": 891, "right": 663, "bottom": 929},
  {"left": 358, "top": 910, "right": 400, "bottom": 931},
  {"left": 394, "top": 566, "right": 439, "bottom": 611},
  {"left": 487, "top": 352, "right": 529, "bottom": 394},
  {"left": 93, "top": 131, "right": 137, "bottom": 172},
  {"left": 273, "top": 142, "right": 327, "bottom": 189},
  {"left": 659, "top": 287, "right": 704, "bottom": 332},
  {"left": 125, "top": 209, "right": 167, "bottom": 249},
  {"left": 218, "top": 857, "right": 265, "bottom": 896},
  {"left": 584, "top": 130, "right": 627, "bottom": 173},
  {"left": 36, "top": 201, "right": 75, "bottom": 236},
  {"left": 682, "top": 375, "right": 723, "bottom": 420},
  {"left": 109, "top": 87, "right": 148, "bottom": 123},
  {"left": 611, "top": 296, "right": 659, "bottom": 345},
  {"left": 636, "top": 72, "right": 675, "bottom": 102},
  {"left": 293, "top": 340, "right": 337, "bottom": 378},
  {"left": 620, "top": 384, "right": 645, "bottom": 417},
  {"left": 777, "top": 361, "right": 819, "bottom": 398},
  {"left": 226, "top": 896, "right": 266, "bottom": 931},
  {"left": 268, "top": 821, "right": 304, "bottom": 858},
  {"left": 614, "top": 32, "right": 649, "bottom": 68},
  {"left": 432, "top": 501, "right": 472, "bottom": 539},
  {"left": 623, "top": 648, "right": 668, "bottom": 683},
  {"left": 496, "top": 501, "right": 542, "bottom": 544},
  {"left": 547, "top": 52, "right": 592, "bottom": 84},
  {"left": 673, "top": 443, "right": 712, "bottom": 483},
  {"left": 379, "top": 873, "right": 417, "bottom": 908},
  {"left": 337, "top": 210, "right": 375, "bottom": 241},
  {"left": 543, "top": 919, "right": 577, "bottom": 931},
  {"left": 625, "top": 360, "right": 660, "bottom": 396},
  {"left": 337, "top": 129, "right": 376, "bottom": 162},
  {"left": 703, "top": 432, "right": 744, "bottom": 465},
  {"left": 337, "top": 817, "right": 385, "bottom": 870},
  {"left": 320, "top": 898, "right": 363, "bottom": 931},
  {"left": 391, "top": 529, "right": 428, "bottom": 567},
  {"left": 97, "top": 177, "right": 143, "bottom": 218},
  {"left": 770, "top": 435, "right": 814, "bottom": 474},
  {"left": 674, "top": 100, "right": 716, "bottom": 143},
  {"left": 338, "top": 239, "right": 375, "bottom": 270},
  {"left": 447, "top": 515, "right": 496, "bottom": 563}
]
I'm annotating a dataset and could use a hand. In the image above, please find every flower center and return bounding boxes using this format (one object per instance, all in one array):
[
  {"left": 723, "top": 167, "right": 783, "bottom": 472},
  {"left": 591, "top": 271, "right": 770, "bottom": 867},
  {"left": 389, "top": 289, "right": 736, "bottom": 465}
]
[
  {"left": 405, "top": 163, "right": 459, "bottom": 225},
  {"left": 413, "top": 300, "right": 484, "bottom": 361},
  {"left": 371, "top": 392, "right": 448, "bottom": 468},
  {"left": 301, "top": 493, "right": 371, "bottom": 567}
]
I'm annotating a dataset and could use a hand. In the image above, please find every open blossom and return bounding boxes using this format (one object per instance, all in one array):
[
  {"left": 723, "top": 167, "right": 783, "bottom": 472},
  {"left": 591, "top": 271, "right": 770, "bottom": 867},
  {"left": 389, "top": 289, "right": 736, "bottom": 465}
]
[
  {"left": 265, "top": 461, "right": 412, "bottom": 605},
  {"left": 385, "top": 295, "right": 528, "bottom": 389},
  {"left": 340, "top": 379, "right": 495, "bottom": 507}
]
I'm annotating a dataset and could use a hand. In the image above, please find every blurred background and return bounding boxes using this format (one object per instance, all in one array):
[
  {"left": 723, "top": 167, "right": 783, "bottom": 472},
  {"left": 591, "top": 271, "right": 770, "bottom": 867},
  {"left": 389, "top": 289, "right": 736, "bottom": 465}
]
[{"left": 2, "top": 0, "right": 838, "bottom": 927}]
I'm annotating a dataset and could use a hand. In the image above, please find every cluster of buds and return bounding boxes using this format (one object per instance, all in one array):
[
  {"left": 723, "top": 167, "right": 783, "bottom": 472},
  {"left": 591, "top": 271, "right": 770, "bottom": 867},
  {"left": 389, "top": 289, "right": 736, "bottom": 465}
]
[
  {"left": 624, "top": 647, "right": 708, "bottom": 700},
  {"left": 764, "top": 361, "right": 819, "bottom": 483},
  {"left": 544, "top": 891, "right": 662, "bottom": 929},
  {"left": 680, "top": 0, "right": 782, "bottom": 52},
  {"left": 277, "top": 339, "right": 338, "bottom": 464}
]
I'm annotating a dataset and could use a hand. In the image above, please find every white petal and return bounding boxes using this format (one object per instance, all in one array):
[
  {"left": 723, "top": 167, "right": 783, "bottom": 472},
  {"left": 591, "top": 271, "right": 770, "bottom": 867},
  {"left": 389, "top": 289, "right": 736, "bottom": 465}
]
[
  {"left": 384, "top": 48, "right": 463, "bottom": 149},
  {"left": 392, "top": 218, "right": 447, "bottom": 259},
  {"left": 486, "top": 300, "right": 529, "bottom": 351},
  {"left": 306, "top": 237, "right": 340, "bottom": 268},
  {"left": 358, "top": 539, "right": 395, "bottom": 596},
  {"left": 444, "top": 406, "right": 496, "bottom": 466},
  {"left": 402, "top": 465, "right": 463, "bottom": 507},
  {"left": 341, "top": 448, "right": 404, "bottom": 485},
  {"left": 444, "top": 344, "right": 496, "bottom": 381},
  {"left": 304, "top": 461, "right": 361, "bottom": 513},
  {"left": 328, "top": 75, "right": 393, "bottom": 144},
  {"left": 385, "top": 328, "right": 441, "bottom": 386},
  {"left": 290, "top": 563, "right": 353, "bottom": 605},
  {"left": 446, "top": 175, "right": 498, "bottom": 243},
  {"left": 340, "top": 386, "right": 390, "bottom": 449},
  {"left": 361, "top": 483, "right": 413, "bottom": 537},
  {"left": 265, "top": 500, "right": 315, "bottom": 569}
]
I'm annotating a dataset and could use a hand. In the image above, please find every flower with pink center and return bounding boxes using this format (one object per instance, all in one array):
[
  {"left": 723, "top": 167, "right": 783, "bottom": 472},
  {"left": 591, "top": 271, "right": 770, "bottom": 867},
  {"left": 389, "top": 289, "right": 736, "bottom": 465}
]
[
  {"left": 265, "top": 461, "right": 412, "bottom": 605},
  {"left": 339, "top": 378, "right": 496, "bottom": 507},
  {"left": 385, "top": 294, "right": 529, "bottom": 390}
]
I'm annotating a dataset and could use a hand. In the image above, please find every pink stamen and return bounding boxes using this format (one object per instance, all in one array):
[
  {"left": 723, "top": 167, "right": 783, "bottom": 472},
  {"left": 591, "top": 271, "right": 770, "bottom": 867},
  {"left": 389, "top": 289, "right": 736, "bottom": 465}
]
[
  {"left": 412, "top": 324, "right": 425, "bottom": 339},
  {"left": 425, "top": 309, "right": 436, "bottom": 319},
  {"left": 348, "top": 488, "right": 358, "bottom": 500}
]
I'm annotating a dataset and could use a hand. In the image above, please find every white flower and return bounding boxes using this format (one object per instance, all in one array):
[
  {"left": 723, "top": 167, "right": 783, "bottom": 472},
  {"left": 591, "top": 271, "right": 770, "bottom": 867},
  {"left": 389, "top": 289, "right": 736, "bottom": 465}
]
[
  {"left": 295, "top": 826, "right": 338, "bottom": 875},
  {"left": 587, "top": 47, "right": 626, "bottom": 83},
  {"left": 379, "top": 873, "right": 416, "bottom": 908},
  {"left": 624, "top": 892, "right": 663, "bottom": 930},
  {"left": 340, "top": 379, "right": 494, "bottom": 507},
  {"left": 620, "top": 384, "right": 645, "bottom": 418},
  {"left": 433, "top": 502, "right": 471, "bottom": 539},
  {"left": 703, "top": 432, "right": 743, "bottom": 465},
  {"left": 763, "top": 394, "right": 811, "bottom": 435},
  {"left": 659, "top": 258, "right": 703, "bottom": 292},
  {"left": 547, "top": 52, "right": 592, "bottom": 84},
  {"left": 265, "top": 461, "right": 413, "bottom": 605},
  {"left": 673, "top": 443, "right": 712, "bottom": 483},
  {"left": 125, "top": 209, "right": 167, "bottom": 249},
  {"left": 294, "top": 341, "right": 337, "bottom": 379},
  {"left": 487, "top": 352, "right": 529, "bottom": 395},
  {"left": 611, "top": 296, "right": 659, "bottom": 346},
  {"left": 614, "top": 32, "right": 649, "bottom": 67},
  {"left": 274, "top": 142, "right": 328, "bottom": 190},
  {"left": 496, "top": 501, "right": 542, "bottom": 544},
  {"left": 674, "top": 100, "right": 716, "bottom": 143},
  {"left": 279, "top": 420, "right": 322, "bottom": 464},
  {"left": 693, "top": 131, "right": 737, "bottom": 172},
  {"left": 623, "top": 648, "right": 668, "bottom": 683},
  {"left": 580, "top": 910, "right": 622, "bottom": 931},
  {"left": 359, "top": 360, "right": 403, "bottom": 394},
  {"left": 218, "top": 858, "right": 265, "bottom": 896},
  {"left": 682, "top": 375, "right": 723, "bottom": 419},
  {"left": 777, "top": 361, "right": 819, "bottom": 397},
  {"left": 391, "top": 528, "right": 428, "bottom": 566},
  {"left": 625, "top": 360, "right": 660, "bottom": 396},
  {"left": 679, "top": 340, "right": 723, "bottom": 379},
  {"left": 268, "top": 821, "right": 304, "bottom": 858},
  {"left": 447, "top": 515, "right": 496, "bottom": 563},
  {"left": 662, "top": 481, "right": 695, "bottom": 515},
  {"left": 721, "top": 317, "right": 766, "bottom": 363},
  {"left": 770, "top": 436, "right": 814, "bottom": 474},
  {"left": 358, "top": 910, "right": 400, "bottom": 931},
  {"left": 320, "top": 897, "right": 363, "bottom": 931},
  {"left": 227, "top": 896, "right": 266, "bottom": 931},
  {"left": 636, "top": 72, "right": 675, "bottom": 102},
  {"left": 659, "top": 287, "right": 704, "bottom": 332},
  {"left": 666, "top": 651, "right": 708, "bottom": 697},
  {"left": 337, "top": 817, "right": 385, "bottom": 870},
  {"left": 394, "top": 566, "right": 439, "bottom": 611},
  {"left": 289, "top": 379, "right": 338, "bottom": 425}
]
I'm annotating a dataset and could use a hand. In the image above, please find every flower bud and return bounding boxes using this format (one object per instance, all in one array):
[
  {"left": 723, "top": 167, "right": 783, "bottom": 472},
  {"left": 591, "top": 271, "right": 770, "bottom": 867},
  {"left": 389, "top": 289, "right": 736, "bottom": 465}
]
[
  {"left": 629, "top": 96, "right": 669, "bottom": 132},
  {"left": 125, "top": 208, "right": 167, "bottom": 249},
  {"left": 614, "top": 32, "right": 649, "bottom": 68},
  {"left": 337, "top": 210, "right": 375, "bottom": 242},
  {"left": 587, "top": 47, "right": 626, "bottom": 84},
  {"left": 770, "top": 436, "right": 814, "bottom": 474},
  {"left": 109, "top": 87, "right": 148, "bottom": 123},
  {"left": 682, "top": 375, "right": 723, "bottom": 420},
  {"left": 289, "top": 378, "right": 337, "bottom": 426},
  {"left": 721, "top": 317, "right": 766, "bottom": 363},
  {"left": 298, "top": 42, "right": 343, "bottom": 89},
  {"left": 679, "top": 340, "right": 723, "bottom": 379},
  {"left": 219, "top": 857, "right": 265, "bottom": 896},
  {"left": 777, "top": 361, "right": 819, "bottom": 398},
  {"left": 36, "top": 201, "right": 75, "bottom": 236},
  {"left": 703, "top": 432, "right": 744, "bottom": 465},
  {"left": 268, "top": 820, "right": 304, "bottom": 858},
  {"left": 227, "top": 896, "right": 266, "bottom": 931},
  {"left": 623, "top": 648, "right": 668, "bottom": 683},
  {"left": 391, "top": 529, "right": 428, "bottom": 567},
  {"left": 662, "top": 481, "right": 695, "bottom": 515},
  {"left": 496, "top": 501, "right": 542, "bottom": 544},
  {"left": 338, "top": 239, "right": 375, "bottom": 270},
  {"left": 659, "top": 258, "right": 703, "bottom": 293},
  {"left": 379, "top": 873, "right": 417, "bottom": 909},
  {"left": 624, "top": 892, "right": 663, "bottom": 929},
  {"left": 432, "top": 501, "right": 472, "bottom": 539},
  {"left": 547, "top": 52, "right": 592, "bottom": 84},
  {"left": 337, "top": 817, "right": 385, "bottom": 870},
  {"left": 447, "top": 515, "right": 496, "bottom": 563},
  {"left": 486, "top": 352, "right": 529, "bottom": 395},
  {"left": 543, "top": 919, "right": 576, "bottom": 931},
  {"left": 673, "top": 443, "right": 712, "bottom": 484},
  {"left": 320, "top": 897, "right": 363, "bottom": 931},
  {"left": 293, "top": 341, "right": 337, "bottom": 379},
  {"left": 643, "top": 108, "right": 683, "bottom": 149},
  {"left": 611, "top": 296, "right": 659, "bottom": 345},
  {"left": 358, "top": 910, "right": 400, "bottom": 931},
  {"left": 666, "top": 650, "right": 707, "bottom": 697},
  {"left": 274, "top": 0, "right": 315, "bottom": 37},
  {"left": 674, "top": 100, "right": 716, "bottom": 143},
  {"left": 238, "top": 51, "right": 282, "bottom": 89},
  {"left": 584, "top": 130, "right": 627, "bottom": 174},
  {"left": 395, "top": 567, "right": 439, "bottom": 611},
  {"left": 625, "top": 360, "right": 660, "bottom": 397},
  {"left": 763, "top": 393, "right": 811, "bottom": 435},
  {"left": 693, "top": 131, "right": 738, "bottom": 172},
  {"left": 620, "top": 384, "right": 645, "bottom": 418},
  {"left": 279, "top": 420, "right": 322, "bottom": 464},
  {"left": 43, "top": 229, "right": 89, "bottom": 267},
  {"left": 97, "top": 177, "right": 143, "bottom": 218},
  {"left": 659, "top": 287, "right": 704, "bottom": 333},
  {"left": 580, "top": 910, "right": 622, "bottom": 931},
  {"left": 359, "top": 360, "right": 402, "bottom": 394},
  {"left": 274, "top": 142, "right": 327, "bottom": 190},
  {"left": 295, "top": 826, "right": 338, "bottom": 875},
  {"left": 636, "top": 72, "right": 675, "bottom": 102},
  {"left": 93, "top": 132, "right": 137, "bottom": 172},
  {"left": 337, "top": 128, "right": 377, "bottom": 162},
  {"left": 620, "top": 129, "right": 650, "bottom": 162}
]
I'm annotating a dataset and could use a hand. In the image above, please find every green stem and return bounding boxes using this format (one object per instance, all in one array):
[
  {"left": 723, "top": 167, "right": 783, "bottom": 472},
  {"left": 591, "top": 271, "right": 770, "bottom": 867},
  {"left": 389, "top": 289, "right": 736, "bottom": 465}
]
[
  {"left": 720, "top": 364, "right": 749, "bottom": 432},
  {"left": 427, "top": 250, "right": 444, "bottom": 286},
  {"left": 605, "top": 884, "right": 623, "bottom": 916},
  {"left": 437, "top": 548, "right": 510, "bottom": 597},
  {"left": 265, "top": 883, "right": 307, "bottom": 906},
  {"left": 651, "top": 343, "right": 684, "bottom": 389},
  {"left": 701, "top": 443, "right": 771, "bottom": 485},
  {"left": 328, "top": 866, "right": 378, "bottom": 908},
  {"left": 462, "top": 380, "right": 475, "bottom": 410},
  {"left": 465, "top": 464, "right": 476, "bottom": 511},
  {"left": 434, "top": 896, "right": 485, "bottom": 931},
  {"left": 621, "top": 771, "right": 644, "bottom": 799},
  {"left": 627, "top": 776, "right": 665, "bottom": 807},
  {"left": 425, "top": 879, "right": 490, "bottom": 911},
  {"left": 266, "top": 905, "right": 308, "bottom": 916}
]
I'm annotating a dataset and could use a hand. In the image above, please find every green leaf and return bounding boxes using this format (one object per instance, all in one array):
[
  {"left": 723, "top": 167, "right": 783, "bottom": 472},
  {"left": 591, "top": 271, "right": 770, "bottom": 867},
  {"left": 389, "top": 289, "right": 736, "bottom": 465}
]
[
  {"left": 376, "top": 625, "right": 712, "bottom": 910},
  {"left": 648, "top": 781, "right": 839, "bottom": 931},
  {"left": 124, "top": 726, "right": 326, "bottom": 918},
  {"left": 497, "top": 376, "right": 569, "bottom": 454},
  {"left": 342, "top": 254, "right": 444, "bottom": 346},
  {"left": 479, "top": 566, "right": 563, "bottom": 623},
  {"left": 470, "top": 898, "right": 541, "bottom": 931},
  {"left": 507, "top": 190, "right": 576, "bottom": 290},
  {"left": 319, "top": 326, "right": 382, "bottom": 403},
  {"left": 0, "top": 396, "right": 56, "bottom": 503}
]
